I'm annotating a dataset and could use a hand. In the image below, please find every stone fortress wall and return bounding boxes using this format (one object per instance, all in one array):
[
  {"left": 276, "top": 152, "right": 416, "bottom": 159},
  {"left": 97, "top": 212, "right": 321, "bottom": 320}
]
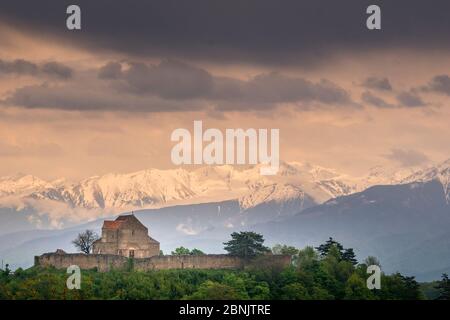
[{"left": 35, "top": 252, "right": 292, "bottom": 272}]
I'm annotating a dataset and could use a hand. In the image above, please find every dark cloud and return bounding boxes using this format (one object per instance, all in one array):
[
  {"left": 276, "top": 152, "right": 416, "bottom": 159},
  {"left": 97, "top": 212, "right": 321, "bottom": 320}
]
[
  {"left": 41, "top": 62, "right": 73, "bottom": 79},
  {"left": 0, "top": 58, "right": 73, "bottom": 79},
  {"left": 423, "top": 75, "right": 450, "bottom": 96},
  {"left": 3, "top": 60, "right": 354, "bottom": 112},
  {"left": 106, "top": 60, "right": 353, "bottom": 108},
  {"left": 384, "top": 148, "right": 429, "bottom": 167},
  {"left": 0, "top": 59, "right": 38, "bottom": 75},
  {"left": 396, "top": 91, "right": 426, "bottom": 107},
  {"left": 362, "top": 77, "right": 392, "bottom": 91},
  {"left": 2, "top": 82, "right": 205, "bottom": 112},
  {"left": 98, "top": 62, "right": 122, "bottom": 79},
  {"left": 228, "top": 73, "right": 351, "bottom": 106},
  {"left": 119, "top": 60, "right": 214, "bottom": 99},
  {"left": 361, "top": 91, "right": 395, "bottom": 108},
  {"left": 362, "top": 90, "right": 428, "bottom": 109},
  {"left": 1, "top": 0, "right": 450, "bottom": 66}
]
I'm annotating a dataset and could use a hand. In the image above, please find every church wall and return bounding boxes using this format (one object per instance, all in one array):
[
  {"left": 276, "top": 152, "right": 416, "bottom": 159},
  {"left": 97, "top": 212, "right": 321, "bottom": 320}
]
[{"left": 92, "top": 218, "right": 160, "bottom": 258}]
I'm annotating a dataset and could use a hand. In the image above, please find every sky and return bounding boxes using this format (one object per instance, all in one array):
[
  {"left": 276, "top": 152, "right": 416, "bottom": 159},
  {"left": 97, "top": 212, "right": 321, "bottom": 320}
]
[{"left": 0, "top": 0, "right": 450, "bottom": 180}]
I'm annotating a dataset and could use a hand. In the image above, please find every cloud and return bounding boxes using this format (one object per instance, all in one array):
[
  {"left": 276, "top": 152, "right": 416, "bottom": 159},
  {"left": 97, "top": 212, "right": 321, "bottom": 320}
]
[
  {"left": 175, "top": 223, "right": 199, "bottom": 236},
  {"left": 41, "top": 62, "right": 73, "bottom": 79},
  {"left": 362, "top": 77, "right": 392, "bottom": 91},
  {"left": 3, "top": 60, "right": 354, "bottom": 112},
  {"left": 2, "top": 0, "right": 450, "bottom": 66},
  {"left": 423, "top": 75, "right": 450, "bottom": 96},
  {"left": 2, "top": 82, "right": 206, "bottom": 112},
  {"left": 117, "top": 60, "right": 353, "bottom": 106},
  {"left": 0, "top": 195, "right": 113, "bottom": 229},
  {"left": 396, "top": 91, "right": 426, "bottom": 107},
  {"left": 361, "top": 91, "right": 395, "bottom": 108},
  {"left": 384, "top": 148, "right": 429, "bottom": 167},
  {"left": 118, "top": 60, "right": 214, "bottom": 99},
  {"left": 361, "top": 91, "right": 427, "bottom": 109},
  {"left": 98, "top": 62, "right": 122, "bottom": 79},
  {"left": 0, "top": 58, "right": 73, "bottom": 79},
  {"left": 231, "top": 73, "right": 351, "bottom": 105},
  {"left": 0, "top": 59, "right": 38, "bottom": 75}
]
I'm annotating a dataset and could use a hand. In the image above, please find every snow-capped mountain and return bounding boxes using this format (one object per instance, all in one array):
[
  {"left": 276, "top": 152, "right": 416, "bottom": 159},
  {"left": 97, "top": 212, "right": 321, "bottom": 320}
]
[
  {"left": 239, "top": 183, "right": 312, "bottom": 210},
  {"left": 0, "top": 162, "right": 354, "bottom": 212},
  {"left": 401, "top": 159, "right": 450, "bottom": 203},
  {"left": 0, "top": 174, "right": 49, "bottom": 197},
  {"left": 0, "top": 159, "right": 446, "bottom": 229}
]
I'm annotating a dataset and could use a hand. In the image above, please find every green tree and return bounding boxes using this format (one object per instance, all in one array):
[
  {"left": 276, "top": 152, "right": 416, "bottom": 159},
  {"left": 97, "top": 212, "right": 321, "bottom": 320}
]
[
  {"left": 380, "top": 273, "right": 423, "bottom": 300},
  {"left": 187, "top": 280, "right": 242, "bottom": 300},
  {"left": 272, "top": 244, "right": 299, "bottom": 256},
  {"left": 170, "top": 247, "right": 205, "bottom": 255},
  {"left": 295, "top": 246, "right": 319, "bottom": 268},
  {"left": 344, "top": 273, "right": 374, "bottom": 300},
  {"left": 364, "top": 256, "right": 381, "bottom": 268},
  {"left": 401, "top": 275, "right": 423, "bottom": 300},
  {"left": 190, "top": 248, "right": 205, "bottom": 255},
  {"left": 435, "top": 273, "right": 450, "bottom": 300},
  {"left": 171, "top": 246, "right": 191, "bottom": 255},
  {"left": 342, "top": 248, "right": 358, "bottom": 265},
  {"left": 280, "top": 283, "right": 310, "bottom": 300},
  {"left": 316, "top": 238, "right": 358, "bottom": 265},
  {"left": 316, "top": 237, "right": 344, "bottom": 257},
  {"left": 223, "top": 232, "right": 270, "bottom": 258}
]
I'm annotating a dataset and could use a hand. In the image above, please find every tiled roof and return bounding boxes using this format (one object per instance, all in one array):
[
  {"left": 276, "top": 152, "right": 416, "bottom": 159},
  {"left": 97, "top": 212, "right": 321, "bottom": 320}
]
[
  {"left": 116, "top": 214, "right": 134, "bottom": 221},
  {"left": 102, "top": 220, "right": 124, "bottom": 229},
  {"left": 103, "top": 214, "right": 136, "bottom": 229}
]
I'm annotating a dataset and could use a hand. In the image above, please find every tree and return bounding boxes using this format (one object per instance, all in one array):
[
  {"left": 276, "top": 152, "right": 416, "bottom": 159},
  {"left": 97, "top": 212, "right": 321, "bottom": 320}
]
[
  {"left": 187, "top": 280, "right": 242, "bottom": 300},
  {"left": 342, "top": 248, "right": 358, "bottom": 265},
  {"left": 316, "top": 238, "right": 358, "bottom": 265},
  {"left": 344, "top": 273, "right": 373, "bottom": 300},
  {"left": 223, "top": 232, "right": 270, "bottom": 258},
  {"left": 72, "top": 230, "right": 99, "bottom": 254},
  {"left": 272, "top": 244, "right": 299, "bottom": 256},
  {"left": 171, "top": 246, "right": 191, "bottom": 255},
  {"left": 364, "top": 256, "right": 381, "bottom": 268},
  {"left": 280, "top": 283, "right": 310, "bottom": 300},
  {"left": 295, "top": 246, "right": 319, "bottom": 268},
  {"left": 435, "top": 273, "right": 450, "bottom": 300},
  {"left": 190, "top": 248, "right": 205, "bottom": 256},
  {"left": 316, "top": 238, "right": 344, "bottom": 257},
  {"left": 170, "top": 247, "right": 205, "bottom": 255},
  {"left": 398, "top": 274, "right": 423, "bottom": 300}
]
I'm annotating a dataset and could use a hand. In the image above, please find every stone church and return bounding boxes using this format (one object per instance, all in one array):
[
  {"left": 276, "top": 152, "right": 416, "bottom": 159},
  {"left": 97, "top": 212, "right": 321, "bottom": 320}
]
[{"left": 92, "top": 214, "right": 160, "bottom": 258}]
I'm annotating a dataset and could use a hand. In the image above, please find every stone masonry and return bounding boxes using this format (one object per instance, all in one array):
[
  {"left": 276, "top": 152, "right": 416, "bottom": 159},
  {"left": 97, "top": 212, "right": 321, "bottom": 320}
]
[
  {"left": 35, "top": 251, "right": 292, "bottom": 272},
  {"left": 92, "top": 214, "right": 160, "bottom": 258}
]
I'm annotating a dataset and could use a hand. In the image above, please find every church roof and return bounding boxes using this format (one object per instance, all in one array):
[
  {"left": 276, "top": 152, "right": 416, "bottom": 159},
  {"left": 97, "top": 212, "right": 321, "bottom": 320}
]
[
  {"left": 116, "top": 215, "right": 134, "bottom": 221},
  {"left": 102, "top": 214, "right": 141, "bottom": 230},
  {"left": 102, "top": 220, "right": 124, "bottom": 229}
]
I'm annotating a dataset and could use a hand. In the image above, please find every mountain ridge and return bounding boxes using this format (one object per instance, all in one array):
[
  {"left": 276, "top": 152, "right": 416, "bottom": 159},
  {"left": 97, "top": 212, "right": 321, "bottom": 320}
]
[{"left": 0, "top": 159, "right": 448, "bottom": 230}]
